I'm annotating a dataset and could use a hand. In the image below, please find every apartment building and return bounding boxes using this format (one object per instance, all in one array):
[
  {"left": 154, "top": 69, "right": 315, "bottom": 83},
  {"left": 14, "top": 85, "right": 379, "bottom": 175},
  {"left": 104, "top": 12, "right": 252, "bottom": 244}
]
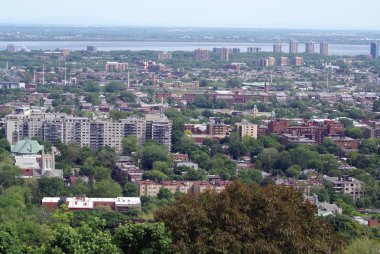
[
  {"left": 136, "top": 179, "right": 231, "bottom": 197},
  {"left": 320, "top": 41, "right": 329, "bottom": 56},
  {"left": 6, "top": 111, "right": 172, "bottom": 153},
  {"left": 105, "top": 62, "right": 128, "bottom": 72},
  {"left": 236, "top": 120, "right": 258, "bottom": 139},
  {"left": 145, "top": 114, "right": 172, "bottom": 151},
  {"left": 194, "top": 48, "right": 209, "bottom": 61},
  {"left": 324, "top": 175, "right": 364, "bottom": 200},
  {"left": 157, "top": 52, "right": 172, "bottom": 61}
]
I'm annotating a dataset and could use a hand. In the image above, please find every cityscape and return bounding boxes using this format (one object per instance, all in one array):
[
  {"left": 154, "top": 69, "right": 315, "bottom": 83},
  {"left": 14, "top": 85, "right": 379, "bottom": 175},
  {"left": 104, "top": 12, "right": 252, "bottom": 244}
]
[{"left": 1, "top": 0, "right": 380, "bottom": 253}]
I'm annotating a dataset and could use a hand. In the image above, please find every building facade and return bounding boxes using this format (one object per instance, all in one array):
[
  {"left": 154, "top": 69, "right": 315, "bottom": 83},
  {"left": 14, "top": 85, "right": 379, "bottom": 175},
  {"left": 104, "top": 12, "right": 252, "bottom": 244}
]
[
  {"left": 236, "top": 120, "right": 258, "bottom": 139},
  {"left": 320, "top": 41, "right": 329, "bottom": 56},
  {"left": 157, "top": 52, "right": 172, "bottom": 61},
  {"left": 273, "top": 43, "right": 282, "bottom": 53},
  {"left": 324, "top": 175, "right": 364, "bottom": 200},
  {"left": 370, "top": 41, "right": 379, "bottom": 59},
  {"left": 105, "top": 62, "right": 128, "bottom": 72},
  {"left": 6, "top": 111, "right": 172, "bottom": 152},
  {"left": 305, "top": 41, "right": 315, "bottom": 54},
  {"left": 42, "top": 196, "right": 141, "bottom": 212},
  {"left": 219, "top": 48, "right": 229, "bottom": 62},
  {"left": 289, "top": 39, "right": 298, "bottom": 54},
  {"left": 194, "top": 48, "right": 209, "bottom": 61}
]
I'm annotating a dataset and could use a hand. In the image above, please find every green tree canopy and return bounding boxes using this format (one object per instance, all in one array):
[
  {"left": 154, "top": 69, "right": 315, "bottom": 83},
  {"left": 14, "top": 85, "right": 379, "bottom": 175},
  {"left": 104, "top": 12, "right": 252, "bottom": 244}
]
[
  {"left": 92, "top": 179, "right": 122, "bottom": 198},
  {"left": 122, "top": 136, "right": 139, "bottom": 156},
  {"left": 155, "top": 182, "right": 345, "bottom": 254},
  {"left": 141, "top": 143, "right": 169, "bottom": 170},
  {"left": 104, "top": 81, "right": 125, "bottom": 93},
  {"left": 114, "top": 222, "right": 172, "bottom": 254},
  {"left": 42, "top": 223, "right": 121, "bottom": 254}
]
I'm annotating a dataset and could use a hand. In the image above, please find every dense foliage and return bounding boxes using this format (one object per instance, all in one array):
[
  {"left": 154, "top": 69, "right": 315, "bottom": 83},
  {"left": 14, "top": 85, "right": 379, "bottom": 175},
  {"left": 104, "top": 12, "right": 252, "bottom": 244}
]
[{"left": 156, "top": 182, "right": 345, "bottom": 254}]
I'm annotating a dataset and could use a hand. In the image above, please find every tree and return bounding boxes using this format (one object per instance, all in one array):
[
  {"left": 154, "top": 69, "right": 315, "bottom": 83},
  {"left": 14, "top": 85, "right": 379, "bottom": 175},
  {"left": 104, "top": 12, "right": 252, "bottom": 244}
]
[
  {"left": 71, "top": 180, "right": 91, "bottom": 196},
  {"left": 237, "top": 168, "right": 263, "bottom": 185},
  {"left": 228, "top": 132, "right": 244, "bottom": 159},
  {"left": 199, "top": 79, "right": 209, "bottom": 87},
  {"left": 93, "top": 166, "right": 111, "bottom": 181},
  {"left": 345, "top": 238, "right": 380, "bottom": 254},
  {"left": 156, "top": 182, "right": 345, "bottom": 254},
  {"left": 80, "top": 157, "right": 96, "bottom": 177},
  {"left": 143, "top": 170, "right": 170, "bottom": 182},
  {"left": 122, "top": 136, "right": 139, "bottom": 156},
  {"left": 92, "top": 179, "right": 122, "bottom": 198},
  {"left": 123, "top": 183, "right": 138, "bottom": 197},
  {"left": 104, "top": 81, "right": 124, "bottom": 93},
  {"left": 193, "top": 95, "right": 212, "bottom": 108},
  {"left": 141, "top": 143, "right": 169, "bottom": 170},
  {"left": 257, "top": 148, "right": 279, "bottom": 171},
  {"left": 42, "top": 223, "right": 121, "bottom": 254},
  {"left": 339, "top": 118, "right": 353, "bottom": 128},
  {"left": 157, "top": 188, "right": 174, "bottom": 201},
  {"left": 96, "top": 147, "right": 117, "bottom": 169},
  {"left": 119, "top": 91, "right": 136, "bottom": 103},
  {"left": 322, "top": 215, "right": 365, "bottom": 242},
  {"left": 345, "top": 128, "right": 363, "bottom": 139},
  {"left": 373, "top": 99, "right": 380, "bottom": 112},
  {"left": 286, "top": 165, "right": 301, "bottom": 178},
  {"left": 226, "top": 77, "right": 242, "bottom": 88},
  {"left": 0, "top": 227, "right": 28, "bottom": 253},
  {"left": 85, "top": 93, "right": 101, "bottom": 106},
  {"left": 152, "top": 161, "right": 173, "bottom": 175},
  {"left": 109, "top": 110, "right": 131, "bottom": 120},
  {"left": 321, "top": 154, "right": 339, "bottom": 173},
  {"left": 82, "top": 81, "right": 101, "bottom": 93},
  {"left": 0, "top": 164, "right": 22, "bottom": 190},
  {"left": 38, "top": 178, "right": 70, "bottom": 199},
  {"left": 181, "top": 168, "right": 207, "bottom": 181},
  {"left": 114, "top": 222, "right": 172, "bottom": 254}
]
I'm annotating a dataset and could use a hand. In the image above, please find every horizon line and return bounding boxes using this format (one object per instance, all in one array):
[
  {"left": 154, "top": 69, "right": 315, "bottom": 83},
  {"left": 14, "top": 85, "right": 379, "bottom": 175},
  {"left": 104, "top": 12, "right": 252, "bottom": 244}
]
[{"left": 0, "top": 23, "right": 380, "bottom": 32}]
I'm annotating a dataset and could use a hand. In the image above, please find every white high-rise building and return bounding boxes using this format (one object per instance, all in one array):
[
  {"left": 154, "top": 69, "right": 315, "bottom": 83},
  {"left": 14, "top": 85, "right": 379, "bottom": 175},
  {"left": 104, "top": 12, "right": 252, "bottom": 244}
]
[{"left": 6, "top": 111, "right": 171, "bottom": 153}]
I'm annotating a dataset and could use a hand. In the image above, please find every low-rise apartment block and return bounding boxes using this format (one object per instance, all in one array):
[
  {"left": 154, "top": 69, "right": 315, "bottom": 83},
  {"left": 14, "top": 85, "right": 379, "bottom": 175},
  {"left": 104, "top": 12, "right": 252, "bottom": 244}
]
[
  {"left": 136, "top": 179, "right": 231, "bottom": 197},
  {"left": 324, "top": 175, "right": 364, "bottom": 200}
]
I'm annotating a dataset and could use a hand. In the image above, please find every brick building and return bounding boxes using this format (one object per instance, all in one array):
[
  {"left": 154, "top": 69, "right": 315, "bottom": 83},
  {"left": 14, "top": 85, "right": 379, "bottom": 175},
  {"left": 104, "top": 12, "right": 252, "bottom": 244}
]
[
  {"left": 42, "top": 196, "right": 141, "bottom": 212},
  {"left": 136, "top": 180, "right": 231, "bottom": 197}
]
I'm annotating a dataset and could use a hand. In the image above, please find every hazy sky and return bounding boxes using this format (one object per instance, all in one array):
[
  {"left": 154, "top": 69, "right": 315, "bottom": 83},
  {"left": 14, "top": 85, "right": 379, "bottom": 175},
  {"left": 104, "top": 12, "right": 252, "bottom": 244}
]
[{"left": 1, "top": 0, "right": 380, "bottom": 29}]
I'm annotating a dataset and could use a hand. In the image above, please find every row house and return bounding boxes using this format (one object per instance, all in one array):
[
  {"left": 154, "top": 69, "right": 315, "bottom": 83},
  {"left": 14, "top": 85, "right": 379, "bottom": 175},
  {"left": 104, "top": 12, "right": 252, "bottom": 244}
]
[{"left": 136, "top": 179, "right": 231, "bottom": 197}]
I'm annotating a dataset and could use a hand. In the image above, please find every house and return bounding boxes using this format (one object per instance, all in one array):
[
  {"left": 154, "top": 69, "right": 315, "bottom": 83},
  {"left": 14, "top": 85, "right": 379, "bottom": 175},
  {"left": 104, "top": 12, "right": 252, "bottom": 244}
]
[{"left": 305, "top": 194, "right": 342, "bottom": 216}]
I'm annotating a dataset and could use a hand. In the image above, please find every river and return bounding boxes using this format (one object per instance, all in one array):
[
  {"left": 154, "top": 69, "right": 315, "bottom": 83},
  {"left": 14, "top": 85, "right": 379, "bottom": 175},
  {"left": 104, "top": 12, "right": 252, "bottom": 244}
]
[{"left": 0, "top": 41, "right": 371, "bottom": 56}]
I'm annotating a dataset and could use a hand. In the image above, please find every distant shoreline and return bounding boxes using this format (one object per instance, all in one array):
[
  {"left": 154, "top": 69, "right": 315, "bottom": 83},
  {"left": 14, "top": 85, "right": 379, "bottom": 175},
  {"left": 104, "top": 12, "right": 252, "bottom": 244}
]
[
  {"left": 0, "top": 41, "right": 371, "bottom": 56},
  {"left": 0, "top": 39, "right": 375, "bottom": 46}
]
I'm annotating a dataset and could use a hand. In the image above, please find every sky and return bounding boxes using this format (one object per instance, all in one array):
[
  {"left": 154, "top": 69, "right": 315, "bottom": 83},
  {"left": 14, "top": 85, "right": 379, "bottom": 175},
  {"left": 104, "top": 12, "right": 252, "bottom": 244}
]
[{"left": 1, "top": 0, "right": 380, "bottom": 30}]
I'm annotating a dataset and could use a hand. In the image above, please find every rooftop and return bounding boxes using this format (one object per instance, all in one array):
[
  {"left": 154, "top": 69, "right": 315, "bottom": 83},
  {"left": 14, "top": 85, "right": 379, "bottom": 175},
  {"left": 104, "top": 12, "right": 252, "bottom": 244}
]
[{"left": 11, "top": 138, "right": 44, "bottom": 154}]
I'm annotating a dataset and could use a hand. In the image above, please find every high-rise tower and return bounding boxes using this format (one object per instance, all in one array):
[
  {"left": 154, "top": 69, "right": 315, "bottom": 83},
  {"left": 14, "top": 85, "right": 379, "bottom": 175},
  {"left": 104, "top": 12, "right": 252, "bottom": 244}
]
[
  {"left": 370, "top": 41, "right": 379, "bottom": 59},
  {"left": 289, "top": 39, "right": 298, "bottom": 54},
  {"left": 320, "top": 41, "right": 329, "bottom": 56}
]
